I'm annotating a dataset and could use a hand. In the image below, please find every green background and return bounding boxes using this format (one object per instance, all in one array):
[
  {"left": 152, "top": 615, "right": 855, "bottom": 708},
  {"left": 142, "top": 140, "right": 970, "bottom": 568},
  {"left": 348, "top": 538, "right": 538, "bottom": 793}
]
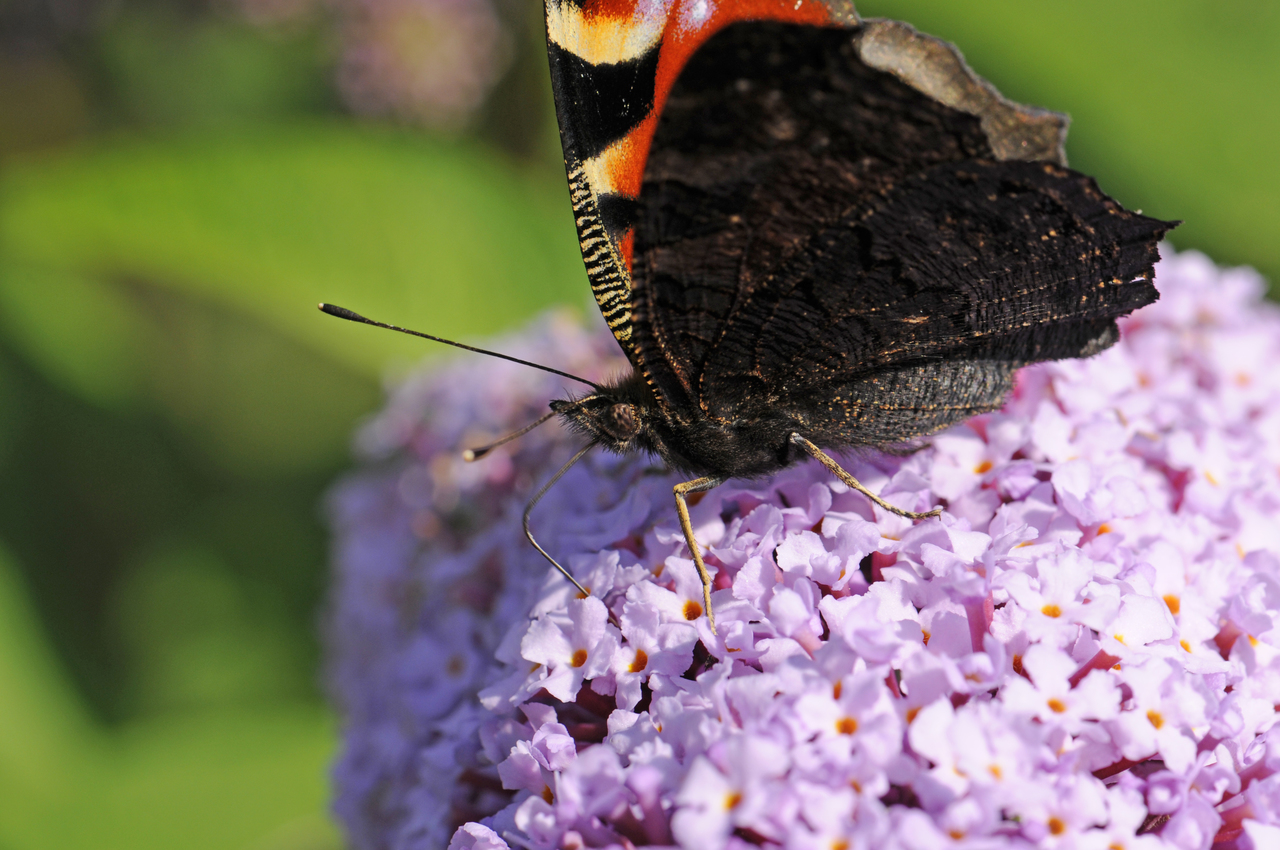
[{"left": 0, "top": 1, "right": 1274, "bottom": 847}]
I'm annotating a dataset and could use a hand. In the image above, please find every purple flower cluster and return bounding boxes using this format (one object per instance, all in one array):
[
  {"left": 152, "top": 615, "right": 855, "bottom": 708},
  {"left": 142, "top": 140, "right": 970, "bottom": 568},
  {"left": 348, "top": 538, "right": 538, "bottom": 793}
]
[
  {"left": 234, "top": 0, "right": 510, "bottom": 128},
  {"left": 334, "top": 0, "right": 510, "bottom": 128},
  {"left": 325, "top": 249, "right": 1280, "bottom": 850}
]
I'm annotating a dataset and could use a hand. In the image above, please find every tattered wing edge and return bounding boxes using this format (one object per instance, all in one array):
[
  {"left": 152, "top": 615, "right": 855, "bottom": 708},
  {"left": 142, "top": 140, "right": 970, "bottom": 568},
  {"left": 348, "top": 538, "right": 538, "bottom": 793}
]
[{"left": 855, "top": 19, "right": 1069, "bottom": 166}]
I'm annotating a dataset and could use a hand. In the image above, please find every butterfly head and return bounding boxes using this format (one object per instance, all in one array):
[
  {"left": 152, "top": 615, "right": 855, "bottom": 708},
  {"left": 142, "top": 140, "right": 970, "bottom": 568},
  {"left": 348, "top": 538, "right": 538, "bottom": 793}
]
[
  {"left": 550, "top": 394, "right": 645, "bottom": 453},
  {"left": 550, "top": 369, "right": 665, "bottom": 455}
]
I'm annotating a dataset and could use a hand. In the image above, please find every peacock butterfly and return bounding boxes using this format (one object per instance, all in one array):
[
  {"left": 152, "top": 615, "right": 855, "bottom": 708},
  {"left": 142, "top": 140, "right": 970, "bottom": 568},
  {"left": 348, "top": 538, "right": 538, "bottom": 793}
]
[
  {"left": 324, "top": 1, "right": 1176, "bottom": 632},
  {"left": 541, "top": 0, "right": 1175, "bottom": 630}
]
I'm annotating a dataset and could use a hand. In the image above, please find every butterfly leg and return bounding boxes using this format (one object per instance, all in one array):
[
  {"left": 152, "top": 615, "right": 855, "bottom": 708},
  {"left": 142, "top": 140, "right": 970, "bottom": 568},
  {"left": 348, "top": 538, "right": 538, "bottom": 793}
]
[
  {"left": 673, "top": 476, "right": 725, "bottom": 633},
  {"left": 790, "top": 434, "right": 942, "bottom": 520}
]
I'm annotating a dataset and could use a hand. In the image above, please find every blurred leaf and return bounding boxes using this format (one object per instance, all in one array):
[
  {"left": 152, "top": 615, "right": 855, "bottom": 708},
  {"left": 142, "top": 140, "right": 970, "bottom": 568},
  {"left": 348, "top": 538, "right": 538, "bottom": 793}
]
[
  {"left": 0, "top": 122, "right": 588, "bottom": 389},
  {"left": 0, "top": 543, "right": 340, "bottom": 850},
  {"left": 858, "top": 0, "right": 1280, "bottom": 288},
  {"left": 126, "top": 279, "right": 381, "bottom": 475},
  {"left": 109, "top": 544, "right": 308, "bottom": 715},
  {"left": 0, "top": 122, "right": 592, "bottom": 474},
  {"left": 0, "top": 263, "right": 380, "bottom": 473},
  {"left": 0, "top": 261, "right": 150, "bottom": 409},
  {"left": 55, "top": 707, "right": 341, "bottom": 850},
  {"left": 101, "top": 11, "right": 333, "bottom": 128},
  {"left": 0, "top": 542, "right": 97, "bottom": 820}
]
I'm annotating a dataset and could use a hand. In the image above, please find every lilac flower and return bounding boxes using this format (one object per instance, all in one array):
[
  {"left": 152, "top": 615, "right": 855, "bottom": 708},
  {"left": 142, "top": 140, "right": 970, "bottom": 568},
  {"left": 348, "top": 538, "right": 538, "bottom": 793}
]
[
  {"left": 325, "top": 249, "right": 1280, "bottom": 850},
  {"left": 336, "top": 0, "right": 511, "bottom": 128},
  {"left": 517, "top": 597, "right": 617, "bottom": 703},
  {"left": 234, "top": 0, "right": 510, "bottom": 129}
]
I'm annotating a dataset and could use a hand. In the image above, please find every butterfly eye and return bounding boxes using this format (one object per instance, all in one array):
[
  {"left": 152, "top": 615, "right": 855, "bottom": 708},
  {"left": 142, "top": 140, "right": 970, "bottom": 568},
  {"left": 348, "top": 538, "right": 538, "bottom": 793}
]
[{"left": 607, "top": 403, "right": 640, "bottom": 439}]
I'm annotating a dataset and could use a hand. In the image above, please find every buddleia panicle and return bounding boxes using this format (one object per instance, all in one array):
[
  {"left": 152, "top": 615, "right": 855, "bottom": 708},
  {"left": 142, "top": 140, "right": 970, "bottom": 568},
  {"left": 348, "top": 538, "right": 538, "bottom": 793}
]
[{"left": 326, "top": 249, "right": 1280, "bottom": 850}]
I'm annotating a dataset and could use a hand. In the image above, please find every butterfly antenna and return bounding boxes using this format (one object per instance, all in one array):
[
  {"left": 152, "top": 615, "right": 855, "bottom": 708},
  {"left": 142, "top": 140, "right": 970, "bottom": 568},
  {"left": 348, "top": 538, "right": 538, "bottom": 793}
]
[
  {"left": 523, "top": 442, "right": 596, "bottom": 598},
  {"left": 463, "top": 410, "right": 558, "bottom": 461},
  {"left": 318, "top": 303, "right": 600, "bottom": 389}
]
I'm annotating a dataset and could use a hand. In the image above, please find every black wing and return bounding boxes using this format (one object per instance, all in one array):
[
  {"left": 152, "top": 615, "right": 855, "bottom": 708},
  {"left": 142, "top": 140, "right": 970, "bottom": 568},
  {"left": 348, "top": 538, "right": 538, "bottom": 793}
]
[{"left": 629, "top": 20, "right": 1175, "bottom": 439}]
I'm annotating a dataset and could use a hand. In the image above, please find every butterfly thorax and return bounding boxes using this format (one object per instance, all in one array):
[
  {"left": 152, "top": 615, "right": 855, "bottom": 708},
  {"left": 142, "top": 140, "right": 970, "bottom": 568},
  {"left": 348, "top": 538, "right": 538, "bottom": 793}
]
[{"left": 551, "top": 369, "right": 810, "bottom": 480}]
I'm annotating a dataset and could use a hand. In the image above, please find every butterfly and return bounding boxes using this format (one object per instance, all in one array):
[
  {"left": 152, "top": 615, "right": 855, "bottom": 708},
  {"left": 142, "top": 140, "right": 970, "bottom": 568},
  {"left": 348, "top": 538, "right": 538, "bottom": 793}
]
[
  {"left": 323, "top": 0, "right": 1175, "bottom": 633},
  {"left": 539, "top": 0, "right": 1174, "bottom": 630}
]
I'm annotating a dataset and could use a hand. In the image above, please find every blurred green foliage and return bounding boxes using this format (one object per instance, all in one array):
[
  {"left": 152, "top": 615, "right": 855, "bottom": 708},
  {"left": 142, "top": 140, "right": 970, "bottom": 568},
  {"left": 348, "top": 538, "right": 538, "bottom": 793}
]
[
  {"left": 0, "top": 125, "right": 583, "bottom": 432},
  {"left": 0, "top": 0, "right": 1275, "bottom": 847},
  {"left": 0, "top": 544, "right": 339, "bottom": 850},
  {"left": 99, "top": 11, "right": 335, "bottom": 127}
]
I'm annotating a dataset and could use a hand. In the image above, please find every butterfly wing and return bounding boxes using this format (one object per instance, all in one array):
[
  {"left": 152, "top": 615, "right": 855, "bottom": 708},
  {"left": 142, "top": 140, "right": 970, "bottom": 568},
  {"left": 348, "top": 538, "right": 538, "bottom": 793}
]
[
  {"left": 543, "top": 0, "right": 858, "bottom": 400},
  {"left": 627, "top": 19, "right": 1174, "bottom": 442}
]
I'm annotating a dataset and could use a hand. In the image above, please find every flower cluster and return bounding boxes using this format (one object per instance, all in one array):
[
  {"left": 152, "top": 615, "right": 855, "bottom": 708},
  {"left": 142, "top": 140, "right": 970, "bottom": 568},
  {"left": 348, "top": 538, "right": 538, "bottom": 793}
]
[
  {"left": 234, "top": 0, "right": 510, "bottom": 129},
  {"left": 325, "top": 249, "right": 1280, "bottom": 850},
  {"left": 334, "top": 0, "right": 510, "bottom": 128}
]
